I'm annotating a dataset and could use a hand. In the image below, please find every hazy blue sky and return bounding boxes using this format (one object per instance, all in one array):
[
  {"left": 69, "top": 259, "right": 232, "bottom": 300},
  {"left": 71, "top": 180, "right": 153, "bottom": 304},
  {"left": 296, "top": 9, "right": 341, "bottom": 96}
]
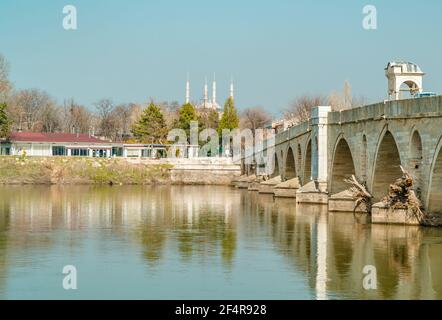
[{"left": 1, "top": 0, "right": 441, "bottom": 116}]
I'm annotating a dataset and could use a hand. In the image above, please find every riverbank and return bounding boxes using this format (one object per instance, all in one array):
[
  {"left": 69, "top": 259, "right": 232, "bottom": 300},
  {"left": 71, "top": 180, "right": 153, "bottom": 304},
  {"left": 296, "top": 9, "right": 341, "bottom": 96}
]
[
  {"left": 0, "top": 156, "right": 172, "bottom": 185},
  {"left": 0, "top": 156, "right": 241, "bottom": 185}
]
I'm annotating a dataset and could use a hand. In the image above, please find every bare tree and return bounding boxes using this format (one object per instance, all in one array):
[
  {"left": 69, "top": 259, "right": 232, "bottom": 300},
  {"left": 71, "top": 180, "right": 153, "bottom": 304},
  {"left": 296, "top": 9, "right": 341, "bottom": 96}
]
[
  {"left": 0, "top": 53, "right": 11, "bottom": 102},
  {"left": 352, "top": 95, "right": 368, "bottom": 109},
  {"left": 38, "top": 102, "right": 61, "bottom": 132},
  {"left": 168, "top": 101, "right": 180, "bottom": 112},
  {"left": 240, "top": 106, "right": 272, "bottom": 132},
  {"left": 61, "top": 99, "right": 93, "bottom": 133},
  {"left": 198, "top": 107, "right": 219, "bottom": 130},
  {"left": 94, "top": 98, "right": 116, "bottom": 140},
  {"left": 155, "top": 101, "right": 179, "bottom": 131},
  {"left": 128, "top": 103, "right": 142, "bottom": 123},
  {"left": 10, "top": 89, "right": 58, "bottom": 132},
  {"left": 112, "top": 104, "right": 133, "bottom": 142},
  {"left": 328, "top": 81, "right": 367, "bottom": 111},
  {"left": 284, "top": 95, "right": 326, "bottom": 125}
]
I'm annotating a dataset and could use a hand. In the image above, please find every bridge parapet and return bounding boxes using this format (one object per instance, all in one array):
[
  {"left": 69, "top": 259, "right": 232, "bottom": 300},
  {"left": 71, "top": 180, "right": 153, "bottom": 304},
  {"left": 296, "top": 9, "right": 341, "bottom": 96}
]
[
  {"left": 275, "top": 121, "right": 311, "bottom": 146},
  {"left": 328, "top": 95, "right": 442, "bottom": 125}
]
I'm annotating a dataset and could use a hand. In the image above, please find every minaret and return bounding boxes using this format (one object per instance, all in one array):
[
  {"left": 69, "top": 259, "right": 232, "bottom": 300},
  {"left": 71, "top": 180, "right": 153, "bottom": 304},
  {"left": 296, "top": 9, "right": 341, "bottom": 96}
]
[
  {"left": 185, "top": 73, "right": 190, "bottom": 104},
  {"left": 212, "top": 73, "right": 217, "bottom": 107},
  {"left": 230, "top": 78, "right": 234, "bottom": 99},
  {"left": 203, "top": 77, "right": 208, "bottom": 107}
]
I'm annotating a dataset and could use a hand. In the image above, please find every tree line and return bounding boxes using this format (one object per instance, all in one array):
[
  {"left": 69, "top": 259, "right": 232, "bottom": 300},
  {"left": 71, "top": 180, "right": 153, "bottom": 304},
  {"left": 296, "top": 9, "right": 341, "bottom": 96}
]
[
  {"left": 0, "top": 53, "right": 273, "bottom": 143},
  {"left": 0, "top": 52, "right": 366, "bottom": 142}
]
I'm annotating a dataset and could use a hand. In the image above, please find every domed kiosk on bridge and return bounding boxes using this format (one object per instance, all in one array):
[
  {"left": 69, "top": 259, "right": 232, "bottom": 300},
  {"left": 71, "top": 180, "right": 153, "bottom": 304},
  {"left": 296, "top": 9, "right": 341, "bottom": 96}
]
[{"left": 385, "top": 61, "right": 425, "bottom": 100}]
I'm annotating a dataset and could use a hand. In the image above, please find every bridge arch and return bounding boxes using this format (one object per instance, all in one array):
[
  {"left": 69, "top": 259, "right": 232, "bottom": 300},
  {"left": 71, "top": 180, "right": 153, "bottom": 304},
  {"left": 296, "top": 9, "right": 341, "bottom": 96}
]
[
  {"left": 303, "top": 139, "right": 312, "bottom": 185},
  {"left": 271, "top": 152, "right": 280, "bottom": 178},
  {"left": 371, "top": 129, "right": 403, "bottom": 201},
  {"left": 241, "top": 160, "right": 245, "bottom": 175},
  {"left": 361, "top": 135, "right": 368, "bottom": 181},
  {"left": 409, "top": 129, "right": 423, "bottom": 192},
  {"left": 399, "top": 80, "right": 421, "bottom": 99},
  {"left": 427, "top": 135, "right": 442, "bottom": 214},
  {"left": 330, "top": 136, "right": 356, "bottom": 194},
  {"left": 284, "top": 146, "right": 297, "bottom": 181},
  {"left": 245, "top": 164, "right": 253, "bottom": 176},
  {"left": 297, "top": 144, "right": 302, "bottom": 177}
]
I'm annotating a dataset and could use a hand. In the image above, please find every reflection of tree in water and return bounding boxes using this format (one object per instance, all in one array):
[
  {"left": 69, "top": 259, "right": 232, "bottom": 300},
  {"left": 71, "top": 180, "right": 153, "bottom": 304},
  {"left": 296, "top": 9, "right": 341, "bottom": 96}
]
[
  {"left": 138, "top": 225, "right": 167, "bottom": 264},
  {"left": 273, "top": 205, "right": 296, "bottom": 249},
  {"left": 0, "top": 197, "right": 11, "bottom": 298},
  {"left": 221, "top": 226, "right": 237, "bottom": 267},
  {"left": 424, "top": 228, "right": 442, "bottom": 298},
  {"left": 329, "top": 219, "right": 355, "bottom": 279},
  {"left": 136, "top": 187, "right": 238, "bottom": 268},
  {"left": 271, "top": 202, "right": 316, "bottom": 282},
  {"left": 0, "top": 185, "right": 239, "bottom": 270},
  {"left": 373, "top": 226, "right": 421, "bottom": 299},
  {"left": 374, "top": 247, "right": 406, "bottom": 299},
  {"left": 173, "top": 209, "right": 237, "bottom": 268}
]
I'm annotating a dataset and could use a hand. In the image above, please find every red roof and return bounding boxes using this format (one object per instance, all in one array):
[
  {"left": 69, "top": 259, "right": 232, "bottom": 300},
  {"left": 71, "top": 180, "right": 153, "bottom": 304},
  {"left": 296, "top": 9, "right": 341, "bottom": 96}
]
[{"left": 9, "top": 132, "right": 110, "bottom": 144}]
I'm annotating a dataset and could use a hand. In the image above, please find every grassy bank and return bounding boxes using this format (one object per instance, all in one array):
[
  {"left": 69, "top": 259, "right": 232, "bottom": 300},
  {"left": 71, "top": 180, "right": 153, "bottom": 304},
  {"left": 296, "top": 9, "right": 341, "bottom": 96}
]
[{"left": 0, "top": 156, "right": 172, "bottom": 185}]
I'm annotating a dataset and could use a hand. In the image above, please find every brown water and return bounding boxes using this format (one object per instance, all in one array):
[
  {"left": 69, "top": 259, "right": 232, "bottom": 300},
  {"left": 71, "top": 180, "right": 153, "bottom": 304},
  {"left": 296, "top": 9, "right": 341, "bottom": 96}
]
[{"left": 0, "top": 185, "right": 441, "bottom": 300}]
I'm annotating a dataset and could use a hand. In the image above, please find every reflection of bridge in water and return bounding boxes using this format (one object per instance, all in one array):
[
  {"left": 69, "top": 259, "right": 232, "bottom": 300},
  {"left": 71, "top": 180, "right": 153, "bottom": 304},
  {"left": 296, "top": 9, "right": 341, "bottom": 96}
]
[
  {"left": 240, "top": 192, "right": 442, "bottom": 299},
  {"left": 241, "top": 95, "right": 442, "bottom": 216},
  {"left": 0, "top": 186, "right": 441, "bottom": 299}
]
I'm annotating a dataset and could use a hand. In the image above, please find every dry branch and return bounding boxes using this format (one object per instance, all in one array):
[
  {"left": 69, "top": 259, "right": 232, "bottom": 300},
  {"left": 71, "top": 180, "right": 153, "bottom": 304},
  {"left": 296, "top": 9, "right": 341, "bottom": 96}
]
[
  {"left": 344, "top": 175, "right": 373, "bottom": 215},
  {"left": 381, "top": 166, "right": 441, "bottom": 226}
]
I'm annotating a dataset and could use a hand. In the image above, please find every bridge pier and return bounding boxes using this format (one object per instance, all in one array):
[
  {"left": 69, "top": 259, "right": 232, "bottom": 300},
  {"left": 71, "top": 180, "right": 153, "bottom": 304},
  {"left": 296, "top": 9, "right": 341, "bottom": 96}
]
[
  {"left": 236, "top": 174, "right": 256, "bottom": 189},
  {"left": 274, "top": 177, "right": 300, "bottom": 198},
  {"left": 328, "top": 190, "right": 366, "bottom": 213},
  {"left": 297, "top": 106, "right": 331, "bottom": 205},
  {"left": 248, "top": 176, "right": 263, "bottom": 191},
  {"left": 258, "top": 175, "right": 282, "bottom": 194},
  {"left": 372, "top": 203, "right": 420, "bottom": 225},
  {"left": 296, "top": 181, "right": 329, "bottom": 204}
]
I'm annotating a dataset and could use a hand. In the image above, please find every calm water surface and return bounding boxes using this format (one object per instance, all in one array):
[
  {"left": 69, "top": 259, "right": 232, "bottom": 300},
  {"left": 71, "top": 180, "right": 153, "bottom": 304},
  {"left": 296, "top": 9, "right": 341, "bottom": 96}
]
[{"left": 0, "top": 185, "right": 441, "bottom": 300}]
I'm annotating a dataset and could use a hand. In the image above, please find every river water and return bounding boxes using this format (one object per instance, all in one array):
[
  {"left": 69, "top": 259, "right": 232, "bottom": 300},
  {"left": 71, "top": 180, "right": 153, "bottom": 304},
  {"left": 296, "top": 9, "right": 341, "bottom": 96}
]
[{"left": 0, "top": 185, "right": 440, "bottom": 300}]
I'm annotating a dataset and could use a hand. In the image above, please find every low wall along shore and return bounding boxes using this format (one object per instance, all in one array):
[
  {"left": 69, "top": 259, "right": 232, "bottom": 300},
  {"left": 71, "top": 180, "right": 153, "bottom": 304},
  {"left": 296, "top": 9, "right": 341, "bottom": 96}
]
[{"left": 0, "top": 156, "right": 241, "bottom": 185}]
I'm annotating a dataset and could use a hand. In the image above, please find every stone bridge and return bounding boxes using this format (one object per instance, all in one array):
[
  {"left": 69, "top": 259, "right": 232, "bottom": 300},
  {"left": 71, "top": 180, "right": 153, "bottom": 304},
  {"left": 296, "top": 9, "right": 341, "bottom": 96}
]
[{"left": 241, "top": 96, "right": 442, "bottom": 216}]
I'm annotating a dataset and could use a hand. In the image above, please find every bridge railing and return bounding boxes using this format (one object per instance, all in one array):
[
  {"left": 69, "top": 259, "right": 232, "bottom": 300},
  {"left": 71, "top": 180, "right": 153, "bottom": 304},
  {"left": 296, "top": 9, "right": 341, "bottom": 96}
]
[
  {"left": 276, "top": 121, "right": 311, "bottom": 145},
  {"left": 328, "top": 95, "right": 442, "bottom": 125}
]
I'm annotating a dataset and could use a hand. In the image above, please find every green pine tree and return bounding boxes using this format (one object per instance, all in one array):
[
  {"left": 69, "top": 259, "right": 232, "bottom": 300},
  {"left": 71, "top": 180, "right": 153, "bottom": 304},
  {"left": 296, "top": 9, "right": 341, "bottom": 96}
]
[
  {"left": 176, "top": 103, "right": 199, "bottom": 137},
  {"left": 0, "top": 103, "right": 11, "bottom": 138},
  {"left": 131, "top": 102, "right": 167, "bottom": 144},
  {"left": 218, "top": 97, "right": 239, "bottom": 134}
]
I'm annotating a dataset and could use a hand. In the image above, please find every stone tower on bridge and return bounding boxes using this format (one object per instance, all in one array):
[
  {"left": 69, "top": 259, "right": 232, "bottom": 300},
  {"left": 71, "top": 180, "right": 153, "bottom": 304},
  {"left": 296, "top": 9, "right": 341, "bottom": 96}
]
[{"left": 385, "top": 61, "right": 424, "bottom": 100}]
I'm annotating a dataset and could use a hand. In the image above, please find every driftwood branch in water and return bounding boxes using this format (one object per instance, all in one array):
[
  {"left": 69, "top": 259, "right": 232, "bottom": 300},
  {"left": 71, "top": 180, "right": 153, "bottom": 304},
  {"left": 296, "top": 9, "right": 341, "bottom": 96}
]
[
  {"left": 382, "top": 166, "right": 442, "bottom": 227},
  {"left": 344, "top": 175, "right": 373, "bottom": 215}
]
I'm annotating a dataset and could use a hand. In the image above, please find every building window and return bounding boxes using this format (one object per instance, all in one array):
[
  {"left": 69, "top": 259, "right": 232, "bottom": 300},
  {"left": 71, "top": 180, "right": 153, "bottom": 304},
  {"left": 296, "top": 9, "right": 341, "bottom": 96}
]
[
  {"left": 0, "top": 146, "right": 10, "bottom": 156},
  {"left": 71, "top": 149, "right": 88, "bottom": 157},
  {"left": 126, "top": 149, "right": 140, "bottom": 158},
  {"left": 92, "top": 149, "right": 107, "bottom": 158},
  {"left": 142, "top": 149, "right": 152, "bottom": 158},
  {"left": 157, "top": 149, "right": 166, "bottom": 158},
  {"left": 52, "top": 146, "right": 66, "bottom": 156},
  {"left": 112, "top": 147, "right": 123, "bottom": 157}
]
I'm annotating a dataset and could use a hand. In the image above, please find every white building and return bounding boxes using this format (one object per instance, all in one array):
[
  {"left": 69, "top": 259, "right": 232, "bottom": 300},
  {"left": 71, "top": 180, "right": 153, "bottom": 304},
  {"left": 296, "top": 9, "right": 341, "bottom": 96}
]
[
  {"left": 0, "top": 132, "right": 113, "bottom": 157},
  {"left": 0, "top": 132, "right": 199, "bottom": 159}
]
